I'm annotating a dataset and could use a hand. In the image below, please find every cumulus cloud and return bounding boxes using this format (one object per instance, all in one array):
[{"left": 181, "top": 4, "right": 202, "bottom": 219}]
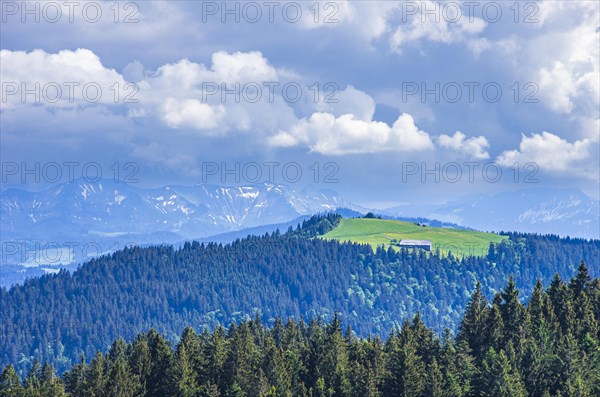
[
  {"left": 207, "top": 51, "right": 281, "bottom": 82},
  {"left": 269, "top": 112, "right": 434, "bottom": 155},
  {"left": 0, "top": 48, "right": 130, "bottom": 108},
  {"left": 316, "top": 85, "right": 376, "bottom": 121},
  {"left": 160, "top": 98, "right": 225, "bottom": 131},
  {"left": 525, "top": 3, "right": 599, "bottom": 125},
  {"left": 108, "top": 50, "right": 299, "bottom": 135},
  {"left": 2, "top": 47, "right": 501, "bottom": 160},
  {"left": 1, "top": 1, "right": 203, "bottom": 62},
  {"left": 390, "top": 3, "right": 487, "bottom": 52},
  {"left": 293, "top": 1, "right": 490, "bottom": 53},
  {"left": 298, "top": 1, "right": 397, "bottom": 42},
  {"left": 538, "top": 61, "right": 579, "bottom": 114},
  {"left": 437, "top": 131, "right": 490, "bottom": 159},
  {"left": 497, "top": 131, "right": 597, "bottom": 179},
  {"left": 139, "top": 51, "right": 280, "bottom": 92}
]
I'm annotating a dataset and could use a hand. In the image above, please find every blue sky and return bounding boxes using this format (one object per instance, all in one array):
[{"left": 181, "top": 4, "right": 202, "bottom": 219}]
[{"left": 1, "top": 0, "right": 598, "bottom": 206}]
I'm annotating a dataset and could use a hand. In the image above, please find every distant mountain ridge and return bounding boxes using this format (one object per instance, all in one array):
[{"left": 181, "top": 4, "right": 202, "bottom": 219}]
[
  {"left": 387, "top": 188, "right": 599, "bottom": 240},
  {"left": 1, "top": 178, "right": 353, "bottom": 241},
  {"left": 0, "top": 179, "right": 358, "bottom": 287},
  {"left": 2, "top": 182, "right": 598, "bottom": 288}
]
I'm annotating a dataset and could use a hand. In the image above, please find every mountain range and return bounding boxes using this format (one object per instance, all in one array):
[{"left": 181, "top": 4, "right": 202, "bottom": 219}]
[
  {"left": 0, "top": 179, "right": 355, "bottom": 286},
  {"left": 1, "top": 179, "right": 353, "bottom": 240},
  {"left": 1, "top": 180, "right": 598, "bottom": 287},
  {"left": 387, "top": 188, "right": 599, "bottom": 240}
]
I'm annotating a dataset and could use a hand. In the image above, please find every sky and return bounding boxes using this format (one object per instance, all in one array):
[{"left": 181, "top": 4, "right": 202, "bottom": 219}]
[{"left": 1, "top": 0, "right": 599, "bottom": 207}]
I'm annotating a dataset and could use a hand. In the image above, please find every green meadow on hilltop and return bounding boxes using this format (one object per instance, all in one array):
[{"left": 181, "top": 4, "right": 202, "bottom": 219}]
[{"left": 321, "top": 217, "right": 508, "bottom": 257}]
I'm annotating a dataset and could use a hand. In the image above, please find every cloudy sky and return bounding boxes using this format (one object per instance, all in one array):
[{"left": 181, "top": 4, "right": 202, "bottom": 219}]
[{"left": 1, "top": 0, "right": 598, "bottom": 206}]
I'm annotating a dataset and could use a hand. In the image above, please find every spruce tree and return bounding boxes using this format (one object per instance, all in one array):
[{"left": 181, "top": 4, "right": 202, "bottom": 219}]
[
  {"left": 478, "top": 348, "right": 527, "bottom": 397},
  {"left": 104, "top": 356, "right": 140, "bottom": 397},
  {"left": 128, "top": 337, "right": 151, "bottom": 396},
  {"left": 499, "top": 276, "right": 527, "bottom": 353},
  {"left": 62, "top": 356, "right": 86, "bottom": 397},
  {"left": 83, "top": 352, "right": 105, "bottom": 397},
  {"left": 383, "top": 323, "right": 426, "bottom": 396},
  {"left": 147, "top": 330, "right": 173, "bottom": 397},
  {"left": 570, "top": 260, "right": 591, "bottom": 297},
  {"left": 170, "top": 327, "right": 203, "bottom": 396},
  {"left": 457, "top": 282, "right": 489, "bottom": 359},
  {"left": 425, "top": 359, "right": 444, "bottom": 397},
  {"left": 39, "top": 363, "right": 66, "bottom": 397},
  {"left": 0, "top": 365, "right": 24, "bottom": 397},
  {"left": 23, "top": 360, "right": 42, "bottom": 396}
]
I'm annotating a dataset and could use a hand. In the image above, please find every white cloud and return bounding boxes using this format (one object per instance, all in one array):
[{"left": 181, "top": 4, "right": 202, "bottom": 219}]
[
  {"left": 523, "top": 3, "right": 599, "bottom": 123},
  {"left": 301, "top": 1, "right": 397, "bottom": 41},
  {"left": 125, "top": 51, "right": 297, "bottom": 134},
  {"left": 209, "top": 51, "right": 280, "bottom": 82},
  {"left": 1, "top": 1, "right": 204, "bottom": 60},
  {"left": 390, "top": 3, "right": 486, "bottom": 52},
  {"left": 270, "top": 112, "right": 433, "bottom": 155},
  {"left": 437, "top": 131, "right": 490, "bottom": 159},
  {"left": 0, "top": 48, "right": 297, "bottom": 143},
  {"left": 296, "top": 1, "right": 488, "bottom": 53},
  {"left": 137, "top": 51, "right": 280, "bottom": 92},
  {"left": 316, "top": 85, "right": 375, "bottom": 121},
  {"left": 0, "top": 48, "right": 130, "bottom": 108},
  {"left": 460, "top": 2, "right": 599, "bottom": 142},
  {"left": 160, "top": 98, "right": 225, "bottom": 131},
  {"left": 2, "top": 48, "right": 502, "bottom": 160},
  {"left": 536, "top": 1, "right": 600, "bottom": 27},
  {"left": 466, "top": 37, "right": 519, "bottom": 59},
  {"left": 538, "top": 61, "right": 579, "bottom": 114},
  {"left": 497, "top": 131, "right": 597, "bottom": 179},
  {"left": 534, "top": 15, "right": 599, "bottom": 117}
]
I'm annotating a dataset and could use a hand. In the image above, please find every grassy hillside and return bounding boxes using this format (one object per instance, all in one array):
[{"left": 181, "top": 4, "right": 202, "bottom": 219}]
[{"left": 321, "top": 218, "right": 507, "bottom": 257}]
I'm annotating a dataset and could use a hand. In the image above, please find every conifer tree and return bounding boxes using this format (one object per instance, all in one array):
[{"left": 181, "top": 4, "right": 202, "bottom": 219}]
[
  {"left": 38, "top": 363, "right": 66, "bottom": 397},
  {"left": 383, "top": 323, "right": 426, "bottom": 396},
  {"left": 128, "top": 337, "right": 151, "bottom": 396},
  {"left": 63, "top": 356, "right": 86, "bottom": 397},
  {"left": 570, "top": 261, "right": 591, "bottom": 297},
  {"left": 486, "top": 296, "right": 504, "bottom": 352},
  {"left": 478, "top": 348, "right": 527, "bottom": 397},
  {"left": 146, "top": 330, "right": 173, "bottom": 397},
  {"left": 0, "top": 364, "right": 24, "bottom": 397},
  {"left": 170, "top": 327, "right": 203, "bottom": 396},
  {"left": 499, "top": 277, "right": 528, "bottom": 353},
  {"left": 80, "top": 352, "right": 105, "bottom": 397},
  {"left": 104, "top": 356, "right": 140, "bottom": 397},
  {"left": 23, "top": 360, "right": 42, "bottom": 396},
  {"left": 425, "top": 359, "right": 444, "bottom": 397},
  {"left": 205, "top": 326, "right": 229, "bottom": 392},
  {"left": 457, "top": 282, "right": 489, "bottom": 359},
  {"left": 323, "top": 313, "right": 351, "bottom": 396},
  {"left": 548, "top": 274, "right": 574, "bottom": 337}
]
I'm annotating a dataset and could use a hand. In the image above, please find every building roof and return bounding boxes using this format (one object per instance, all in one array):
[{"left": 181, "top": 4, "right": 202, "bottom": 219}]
[{"left": 398, "top": 239, "right": 432, "bottom": 246}]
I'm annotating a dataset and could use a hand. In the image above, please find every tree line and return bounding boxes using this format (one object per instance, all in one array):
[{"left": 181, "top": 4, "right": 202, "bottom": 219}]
[
  {"left": 1, "top": 262, "right": 598, "bottom": 396},
  {"left": 1, "top": 215, "right": 598, "bottom": 375}
]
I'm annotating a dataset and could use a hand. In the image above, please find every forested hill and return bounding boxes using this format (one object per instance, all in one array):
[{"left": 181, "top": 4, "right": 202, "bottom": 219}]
[
  {"left": 1, "top": 215, "right": 599, "bottom": 375},
  {"left": 2, "top": 265, "right": 599, "bottom": 396}
]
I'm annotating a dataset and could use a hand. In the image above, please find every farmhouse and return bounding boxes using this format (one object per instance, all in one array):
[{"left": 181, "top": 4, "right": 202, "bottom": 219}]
[{"left": 398, "top": 239, "right": 432, "bottom": 251}]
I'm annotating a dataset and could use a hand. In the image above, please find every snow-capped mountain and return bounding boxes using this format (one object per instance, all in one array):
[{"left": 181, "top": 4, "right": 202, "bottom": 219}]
[
  {"left": 1, "top": 178, "right": 351, "bottom": 241},
  {"left": 388, "top": 188, "right": 599, "bottom": 240},
  {"left": 0, "top": 179, "right": 355, "bottom": 286},
  {"left": 3, "top": 183, "right": 597, "bottom": 287}
]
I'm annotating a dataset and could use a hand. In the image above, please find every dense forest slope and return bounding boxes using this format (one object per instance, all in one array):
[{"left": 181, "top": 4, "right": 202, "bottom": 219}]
[
  {"left": 2, "top": 264, "right": 599, "bottom": 396},
  {"left": 1, "top": 215, "right": 598, "bottom": 375}
]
